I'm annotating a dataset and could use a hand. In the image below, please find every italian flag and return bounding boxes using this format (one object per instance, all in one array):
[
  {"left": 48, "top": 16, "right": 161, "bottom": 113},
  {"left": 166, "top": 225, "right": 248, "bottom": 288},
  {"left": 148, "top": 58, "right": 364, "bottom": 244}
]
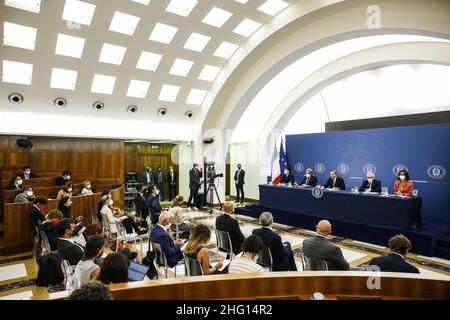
[{"left": 271, "top": 137, "right": 287, "bottom": 184}]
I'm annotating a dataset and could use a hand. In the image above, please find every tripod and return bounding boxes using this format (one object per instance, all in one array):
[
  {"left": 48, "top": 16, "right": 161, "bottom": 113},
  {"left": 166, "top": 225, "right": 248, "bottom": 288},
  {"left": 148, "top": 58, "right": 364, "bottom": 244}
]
[{"left": 206, "top": 180, "right": 223, "bottom": 214}]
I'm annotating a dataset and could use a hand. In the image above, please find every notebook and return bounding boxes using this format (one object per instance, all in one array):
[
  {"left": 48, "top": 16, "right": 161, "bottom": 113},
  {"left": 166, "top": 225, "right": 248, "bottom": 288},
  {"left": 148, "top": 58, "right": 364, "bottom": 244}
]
[
  {"left": 211, "top": 259, "right": 230, "bottom": 272},
  {"left": 128, "top": 262, "right": 150, "bottom": 282}
]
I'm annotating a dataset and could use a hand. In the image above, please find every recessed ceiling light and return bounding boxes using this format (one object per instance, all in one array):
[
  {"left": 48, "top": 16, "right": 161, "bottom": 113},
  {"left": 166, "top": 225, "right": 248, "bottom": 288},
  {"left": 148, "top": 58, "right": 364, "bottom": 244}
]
[
  {"left": 131, "top": 0, "right": 150, "bottom": 5},
  {"left": 165, "top": 0, "right": 198, "bottom": 17},
  {"left": 62, "top": 0, "right": 96, "bottom": 26},
  {"left": 234, "top": 0, "right": 248, "bottom": 3},
  {"left": 5, "top": 0, "right": 41, "bottom": 13},
  {"left": 258, "top": 0, "right": 289, "bottom": 16},
  {"left": 169, "top": 58, "right": 194, "bottom": 77},
  {"left": 55, "top": 34, "right": 85, "bottom": 58},
  {"left": 202, "top": 7, "right": 233, "bottom": 28},
  {"left": 136, "top": 51, "right": 162, "bottom": 71},
  {"left": 149, "top": 23, "right": 178, "bottom": 44},
  {"left": 233, "top": 18, "right": 261, "bottom": 37},
  {"left": 214, "top": 41, "right": 239, "bottom": 59},
  {"left": 183, "top": 32, "right": 211, "bottom": 52},
  {"left": 159, "top": 84, "right": 180, "bottom": 102},
  {"left": 3, "top": 22, "right": 37, "bottom": 50},
  {"left": 186, "top": 89, "right": 207, "bottom": 105},
  {"left": 91, "top": 74, "right": 116, "bottom": 94},
  {"left": 127, "top": 79, "right": 150, "bottom": 98},
  {"left": 109, "top": 11, "right": 140, "bottom": 36},
  {"left": 198, "top": 65, "right": 221, "bottom": 82},
  {"left": 99, "top": 43, "right": 127, "bottom": 65},
  {"left": 50, "top": 68, "right": 78, "bottom": 90},
  {"left": 2, "top": 60, "right": 33, "bottom": 85}
]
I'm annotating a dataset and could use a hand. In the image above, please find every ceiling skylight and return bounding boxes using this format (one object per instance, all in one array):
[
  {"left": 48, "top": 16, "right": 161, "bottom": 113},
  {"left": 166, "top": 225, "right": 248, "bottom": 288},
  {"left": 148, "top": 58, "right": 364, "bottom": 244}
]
[
  {"left": 127, "top": 79, "right": 150, "bottom": 98},
  {"left": 149, "top": 23, "right": 178, "bottom": 44},
  {"left": 131, "top": 0, "right": 150, "bottom": 5},
  {"left": 99, "top": 43, "right": 127, "bottom": 65},
  {"left": 50, "top": 68, "right": 78, "bottom": 90},
  {"left": 5, "top": 0, "right": 41, "bottom": 13},
  {"left": 136, "top": 51, "right": 162, "bottom": 71},
  {"left": 2, "top": 60, "right": 33, "bottom": 85},
  {"left": 165, "top": 0, "right": 198, "bottom": 17},
  {"left": 169, "top": 58, "right": 194, "bottom": 77},
  {"left": 183, "top": 32, "right": 211, "bottom": 52},
  {"left": 55, "top": 34, "right": 85, "bottom": 58},
  {"left": 3, "top": 22, "right": 37, "bottom": 50},
  {"left": 202, "top": 7, "right": 233, "bottom": 28},
  {"left": 233, "top": 18, "right": 262, "bottom": 37},
  {"left": 62, "top": 0, "right": 96, "bottom": 26},
  {"left": 198, "top": 65, "right": 221, "bottom": 82},
  {"left": 91, "top": 74, "right": 116, "bottom": 94},
  {"left": 186, "top": 89, "right": 207, "bottom": 105},
  {"left": 109, "top": 11, "right": 140, "bottom": 36},
  {"left": 214, "top": 41, "right": 239, "bottom": 59},
  {"left": 257, "top": 0, "right": 289, "bottom": 16},
  {"left": 234, "top": 0, "right": 248, "bottom": 4},
  {"left": 159, "top": 84, "right": 180, "bottom": 102}
]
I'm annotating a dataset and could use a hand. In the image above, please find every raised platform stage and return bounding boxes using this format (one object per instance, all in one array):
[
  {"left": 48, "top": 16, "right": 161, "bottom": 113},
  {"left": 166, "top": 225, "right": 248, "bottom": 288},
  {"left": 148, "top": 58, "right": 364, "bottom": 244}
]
[{"left": 235, "top": 204, "right": 450, "bottom": 259}]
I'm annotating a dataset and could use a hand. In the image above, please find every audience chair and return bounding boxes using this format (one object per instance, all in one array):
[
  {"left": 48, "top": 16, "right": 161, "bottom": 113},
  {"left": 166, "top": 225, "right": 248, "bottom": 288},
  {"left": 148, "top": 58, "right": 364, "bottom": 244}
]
[
  {"left": 100, "top": 212, "right": 111, "bottom": 239},
  {"left": 150, "top": 241, "right": 184, "bottom": 278},
  {"left": 32, "top": 225, "right": 40, "bottom": 258},
  {"left": 303, "top": 255, "right": 329, "bottom": 271},
  {"left": 61, "top": 259, "right": 78, "bottom": 290},
  {"left": 256, "top": 246, "right": 273, "bottom": 271},
  {"left": 215, "top": 229, "right": 235, "bottom": 260},
  {"left": 39, "top": 231, "right": 56, "bottom": 255},
  {"left": 183, "top": 253, "right": 204, "bottom": 277}
]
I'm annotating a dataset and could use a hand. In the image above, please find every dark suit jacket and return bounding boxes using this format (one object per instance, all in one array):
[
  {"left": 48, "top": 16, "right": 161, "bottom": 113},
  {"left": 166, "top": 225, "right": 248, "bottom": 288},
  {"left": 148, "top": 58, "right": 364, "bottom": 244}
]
[
  {"left": 133, "top": 192, "right": 148, "bottom": 218},
  {"left": 369, "top": 253, "right": 419, "bottom": 274},
  {"left": 168, "top": 171, "right": 177, "bottom": 186},
  {"left": 299, "top": 175, "right": 318, "bottom": 187},
  {"left": 234, "top": 169, "right": 245, "bottom": 185},
  {"left": 302, "top": 235, "right": 349, "bottom": 270},
  {"left": 140, "top": 171, "right": 155, "bottom": 186},
  {"left": 150, "top": 225, "right": 183, "bottom": 267},
  {"left": 215, "top": 214, "right": 245, "bottom": 255},
  {"left": 189, "top": 168, "right": 202, "bottom": 190},
  {"left": 56, "top": 176, "right": 70, "bottom": 186},
  {"left": 156, "top": 171, "right": 165, "bottom": 185},
  {"left": 252, "top": 227, "right": 288, "bottom": 271},
  {"left": 39, "top": 222, "right": 59, "bottom": 251},
  {"left": 19, "top": 171, "right": 40, "bottom": 179},
  {"left": 57, "top": 238, "right": 84, "bottom": 266},
  {"left": 359, "top": 179, "right": 382, "bottom": 193},
  {"left": 280, "top": 173, "right": 294, "bottom": 184},
  {"left": 7, "top": 183, "right": 22, "bottom": 190},
  {"left": 324, "top": 177, "right": 346, "bottom": 190},
  {"left": 146, "top": 194, "right": 162, "bottom": 224},
  {"left": 30, "top": 205, "right": 45, "bottom": 226}
]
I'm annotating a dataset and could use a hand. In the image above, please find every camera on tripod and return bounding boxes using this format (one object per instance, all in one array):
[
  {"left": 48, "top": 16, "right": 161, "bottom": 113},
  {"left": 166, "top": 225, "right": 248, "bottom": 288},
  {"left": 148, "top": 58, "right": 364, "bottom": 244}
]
[
  {"left": 204, "top": 161, "right": 223, "bottom": 184},
  {"left": 203, "top": 159, "right": 223, "bottom": 212}
]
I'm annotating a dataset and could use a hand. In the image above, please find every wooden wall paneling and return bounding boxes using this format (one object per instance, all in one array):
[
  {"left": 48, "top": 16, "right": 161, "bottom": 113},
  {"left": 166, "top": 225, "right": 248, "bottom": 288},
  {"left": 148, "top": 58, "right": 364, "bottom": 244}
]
[{"left": 7, "top": 138, "right": 29, "bottom": 165}]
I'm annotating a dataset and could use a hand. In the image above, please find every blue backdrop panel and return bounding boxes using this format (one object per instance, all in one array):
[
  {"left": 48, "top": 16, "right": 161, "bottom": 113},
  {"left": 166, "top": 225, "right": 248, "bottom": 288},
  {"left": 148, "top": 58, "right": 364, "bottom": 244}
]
[{"left": 286, "top": 124, "right": 450, "bottom": 222}]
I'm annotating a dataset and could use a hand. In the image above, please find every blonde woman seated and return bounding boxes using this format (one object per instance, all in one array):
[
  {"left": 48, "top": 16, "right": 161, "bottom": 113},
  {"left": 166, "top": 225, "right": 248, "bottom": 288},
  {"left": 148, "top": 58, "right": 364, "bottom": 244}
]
[
  {"left": 100, "top": 195, "right": 128, "bottom": 235},
  {"left": 183, "top": 224, "right": 227, "bottom": 275},
  {"left": 80, "top": 180, "right": 94, "bottom": 196},
  {"left": 57, "top": 182, "right": 73, "bottom": 200}
]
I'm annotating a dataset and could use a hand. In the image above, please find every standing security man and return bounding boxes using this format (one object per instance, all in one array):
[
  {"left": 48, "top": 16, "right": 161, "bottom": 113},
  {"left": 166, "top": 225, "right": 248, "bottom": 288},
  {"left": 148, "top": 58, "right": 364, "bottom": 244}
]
[
  {"left": 188, "top": 163, "right": 202, "bottom": 209},
  {"left": 156, "top": 167, "right": 165, "bottom": 201},
  {"left": 234, "top": 164, "right": 245, "bottom": 204},
  {"left": 168, "top": 166, "right": 177, "bottom": 201}
]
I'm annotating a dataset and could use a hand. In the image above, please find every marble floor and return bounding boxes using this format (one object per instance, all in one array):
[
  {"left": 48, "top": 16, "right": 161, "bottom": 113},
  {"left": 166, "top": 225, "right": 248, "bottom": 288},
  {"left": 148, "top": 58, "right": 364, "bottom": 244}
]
[{"left": 0, "top": 206, "right": 449, "bottom": 300}]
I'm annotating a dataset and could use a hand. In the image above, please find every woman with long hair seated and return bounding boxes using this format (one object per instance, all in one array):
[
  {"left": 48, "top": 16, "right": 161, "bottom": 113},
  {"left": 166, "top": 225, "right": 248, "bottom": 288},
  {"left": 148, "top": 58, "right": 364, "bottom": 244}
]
[
  {"left": 394, "top": 169, "right": 414, "bottom": 196},
  {"left": 39, "top": 209, "right": 63, "bottom": 251},
  {"left": 74, "top": 235, "right": 105, "bottom": 287},
  {"left": 97, "top": 252, "right": 129, "bottom": 285},
  {"left": 183, "top": 224, "right": 225, "bottom": 275},
  {"left": 57, "top": 182, "right": 73, "bottom": 200}
]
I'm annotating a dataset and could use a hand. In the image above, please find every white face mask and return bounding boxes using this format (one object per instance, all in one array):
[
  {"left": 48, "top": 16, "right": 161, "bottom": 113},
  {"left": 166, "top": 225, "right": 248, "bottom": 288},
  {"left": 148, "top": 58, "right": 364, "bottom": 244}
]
[
  {"left": 165, "top": 223, "right": 171, "bottom": 230},
  {"left": 25, "top": 170, "right": 31, "bottom": 175},
  {"left": 86, "top": 185, "right": 91, "bottom": 189},
  {"left": 367, "top": 178, "right": 374, "bottom": 183},
  {"left": 67, "top": 188, "right": 73, "bottom": 192},
  {"left": 26, "top": 191, "right": 33, "bottom": 197},
  {"left": 109, "top": 200, "right": 114, "bottom": 206},
  {"left": 155, "top": 189, "right": 160, "bottom": 195},
  {"left": 65, "top": 176, "right": 71, "bottom": 180},
  {"left": 17, "top": 180, "right": 23, "bottom": 185},
  {"left": 284, "top": 170, "right": 289, "bottom": 175},
  {"left": 399, "top": 175, "right": 406, "bottom": 180},
  {"left": 306, "top": 174, "right": 311, "bottom": 178}
]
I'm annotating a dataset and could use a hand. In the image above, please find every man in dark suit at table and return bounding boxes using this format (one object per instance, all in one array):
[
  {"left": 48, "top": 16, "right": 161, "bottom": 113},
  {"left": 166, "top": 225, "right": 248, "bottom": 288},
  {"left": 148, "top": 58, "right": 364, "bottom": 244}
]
[
  {"left": 234, "top": 164, "right": 245, "bottom": 204},
  {"left": 140, "top": 166, "right": 155, "bottom": 188},
  {"left": 187, "top": 163, "right": 202, "bottom": 209},
  {"left": 133, "top": 183, "right": 148, "bottom": 220},
  {"left": 30, "top": 197, "right": 48, "bottom": 227},
  {"left": 303, "top": 220, "right": 349, "bottom": 271},
  {"left": 280, "top": 168, "right": 295, "bottom": 185},
  {"left": 19, "top": 166, "right": 40, "bottom": 180},
  {"left": 252, "top": 212, "right": 297, "bottom": 271},
  {"left": 323, "top": 169, "right": 346, "bottom": 190},
  {"left": 298, "top": 168, "right": 317, "bottom": 187},
  {"left": 359, "top": 172, "right": 382, "bottom": 193},
  {"left": 156, "top": 167, "right": 166, "bottom": 201},
  {"left": 368, "top": 234, "right": 419, "bottom": 273},
  {"left": 168, "top": 166, "right": 177, "bottom": 201},
  {"left": 216, "top": 202, "right": 245, "bottom": 256},
  {"left": 57, "top": 218, "right": 84, "bottom": 266}
]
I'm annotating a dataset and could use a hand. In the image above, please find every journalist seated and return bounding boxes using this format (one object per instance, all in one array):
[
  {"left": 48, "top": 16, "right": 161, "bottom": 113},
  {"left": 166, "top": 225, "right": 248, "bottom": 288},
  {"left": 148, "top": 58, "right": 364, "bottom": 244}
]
[{"left": 56, "top": 218, "right": 85, "bottom": 266}]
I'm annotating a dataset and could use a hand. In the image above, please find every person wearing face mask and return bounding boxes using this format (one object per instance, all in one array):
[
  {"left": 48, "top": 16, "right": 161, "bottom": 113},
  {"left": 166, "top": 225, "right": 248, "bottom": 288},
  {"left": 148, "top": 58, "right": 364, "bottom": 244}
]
[
  {"left": 74, "top": 235, "right": 106, "bottom": 287},
  {"left": 7, "top": 176, "right": 23, "bottom": 190},
  {"left": 150, "top": 211, "right": 184, "bottom": 268},
  {"left": 280, "top": 167, "right": 295, "bottom": 185},
  {"left": 146, "top": 185, "right": 163, "bottom": 225},
  {"left": 229, "top": 235, "right": 265, "bottom": 274},
  {"left": 234, "top": 164, "right": 246, "bottom": 204},
  {"left": 100, "top": 195, "right": 128, "bottom": 235},
  {"left": 298, "top": 168, "right": 317, "bottom": 188},
  {"left": 187, "top": 163, "right": 203, "bottom": 209},
  {"left": 359, "top": 172, "right": 382, "bottom": 193},
  {"left": 30, "top": 197, "right": 48, "bottom": 226},
  {"left": 168, "top": 166, "right": 177, "bottom": 201},
  {"left": 56, "top": 170, "right": 72, "bottom": 186},
  {"left": 58, "top": 196, "right": 74, "bottom": 219},
  {"left": 80, "top": 180, "right": 94, "bottom": 195},
  {"left": 14, "top": 186, "right": 35, "bottom": 203},
  {"left": 57, "top": 182, "right": 73, "bottom": 200},
  {"left": 39, "top": 209, "right": 63, "bottom": 251},
  {"left": 19, "top": 166, "right": 40, "bottom": 180},
  {"left": 394, "top": 169, "right": 413, "bottom": 196},
  {"left": 156, "top": 167, "right": 166, "bottom": 201},
  {"left": 140, "top": 166, "right": 155, "bottom": 188},
  {"left": 57, "top": 218, "right": 85, "bottom": 266}
]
